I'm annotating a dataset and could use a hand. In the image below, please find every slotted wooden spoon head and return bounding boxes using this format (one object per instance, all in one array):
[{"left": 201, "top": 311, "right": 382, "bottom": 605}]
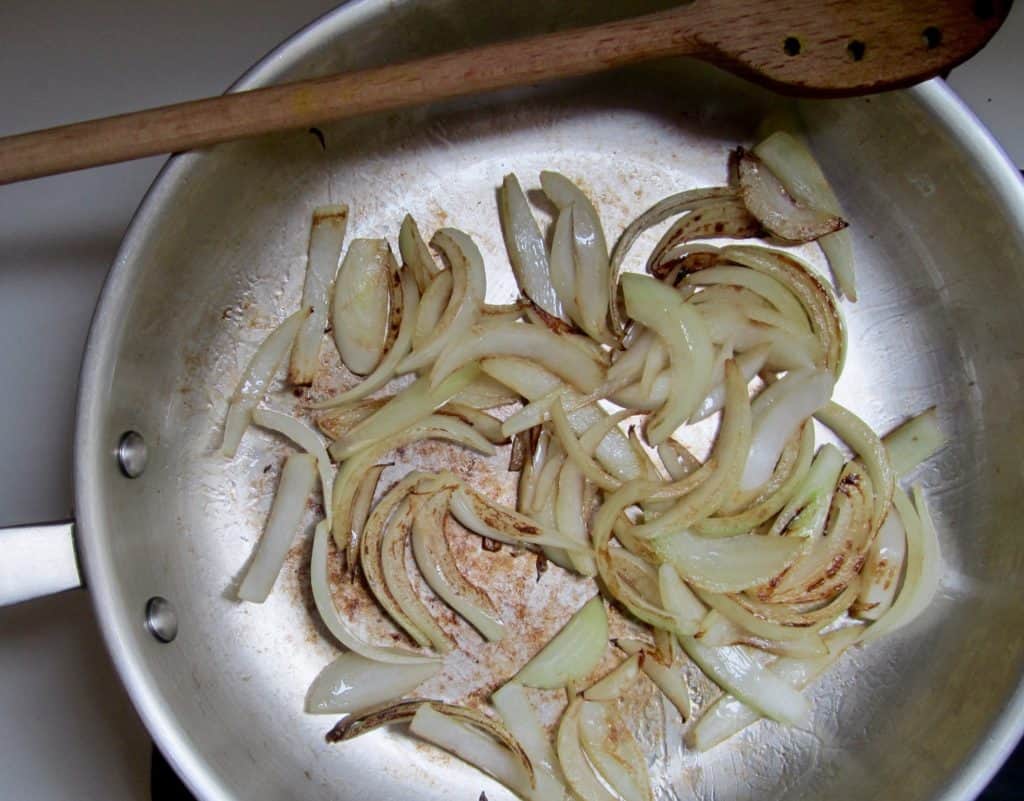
[{"left": 691, "top": 0, "right": 1011, "bottom": 97}]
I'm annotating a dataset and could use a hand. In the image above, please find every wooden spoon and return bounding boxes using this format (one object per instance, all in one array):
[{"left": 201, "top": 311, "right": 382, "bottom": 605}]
[{"left": 0, "top": 0, "right": 1007, "bottom": 185}]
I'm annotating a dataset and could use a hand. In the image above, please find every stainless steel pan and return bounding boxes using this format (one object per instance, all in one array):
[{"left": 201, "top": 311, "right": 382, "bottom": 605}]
[{"left": 3, "top": 2, "right": 1024, "bottom": 800}]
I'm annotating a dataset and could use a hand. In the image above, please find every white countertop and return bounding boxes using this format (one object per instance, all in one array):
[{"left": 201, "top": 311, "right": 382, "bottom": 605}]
[{"left": 0, "top": 2, "right": 1020, "bottom": 799}]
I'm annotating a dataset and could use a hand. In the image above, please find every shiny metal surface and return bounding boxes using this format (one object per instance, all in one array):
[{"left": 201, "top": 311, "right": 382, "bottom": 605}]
[
  {"left": 117, "top": 430, "right": 149, "bottom": 479},
  {"left": 0, "top": 521, "right": 80, "bottom": 606},
  {"left": 71, "top": 2, "right": 1024, "bottom": 800}
]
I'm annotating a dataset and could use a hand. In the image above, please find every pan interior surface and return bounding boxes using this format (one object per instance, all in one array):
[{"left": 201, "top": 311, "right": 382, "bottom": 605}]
[{"left": 75, "top": 2, "right": 1024, "bottom": 800}]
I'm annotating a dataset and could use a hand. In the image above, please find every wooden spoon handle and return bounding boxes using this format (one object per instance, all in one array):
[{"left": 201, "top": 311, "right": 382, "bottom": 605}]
[{"left": 0, "top": 7, "right": 701, "bottom": 185}]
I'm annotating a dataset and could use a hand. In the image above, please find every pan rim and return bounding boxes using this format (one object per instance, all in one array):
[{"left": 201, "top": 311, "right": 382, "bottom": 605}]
[{"left": 73, "top": 5, "right": 1024, "bottom": 801}]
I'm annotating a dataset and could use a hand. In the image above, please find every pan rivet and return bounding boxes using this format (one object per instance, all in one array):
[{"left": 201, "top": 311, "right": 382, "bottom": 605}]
[
  {"left": 117, "top": 431, "right": 148, "bottom": 478},
  {"left": 145, "top": 597, "right": 178, "bottom": 643}
]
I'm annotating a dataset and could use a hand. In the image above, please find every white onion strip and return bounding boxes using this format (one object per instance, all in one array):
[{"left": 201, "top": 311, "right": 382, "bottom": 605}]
[
  {"left": 305, "top": 650, "right": 440, "bottom": 714},
  {"left": 345, "top": 463, "right": 388, "bottom": 571},
  {"left": 583, "top": 654, "right": 642, "bottom": 701},
  {"left": 397, "top": 228, "right": 486, "bottom": 374},
  {"left": 289, "top": 205, "right": 349, "bottom": 386},
  {"left": 413, "top": 269, "right": 453, "bottom": 349},
  {"left": 515, "top": 596, "right": 607, "bottom": 689},
  {"left": 556, "top": 460, "right": 599, "bottom": 577},
  {"left": 557, "top": 698, "right": 619, "bottom": 801},
  {"left": 616, "top": 638, "right": 693, "bottom": 720},
  {"left": 499, "top": 173, "right": 564, "bottom": 321},
  {"left": 492, "top": 682, "right": 570, "bottom": 801},
  {"left": 882, "top": 407, "right": 944, "bottom": 478},
  {"left": 222, "top": 307, "right": 311, "bottom": 457},
  {"left": 237, "top": 452, "right": 317, "bottom": 603},
  {"left": 853, "top": 505, "right": 907, "bottom": 621},
  {"left": 684, "top": 265, "right": 808, "bottom": 329},
  {"left": 411, "top": 491, "right": 506, "bottom": 642},
  {"left": 312, "top": 268, "right": 420, "bottom": 408},
  {"left": 331, "top": 239, "right": 395, "bottom": 376},
  {"left": 398, "top": 213, "right": 441, "bottom": 293},
  {"left": 579, "top": 700, "right": 654, "bottom": 801},
  {"left": 648, "top": 199, "right": 762, "bottom": 278}
]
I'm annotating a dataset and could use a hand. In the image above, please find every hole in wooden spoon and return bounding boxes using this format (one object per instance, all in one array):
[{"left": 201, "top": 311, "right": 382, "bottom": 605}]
[
  {"left": 846, "top": 40, "right": 866, "bottom": 61},
  {"left": 783, "top": 37, "right": 801, "bottom": 56},
  {"left": 973, "top": 0, "right": 995, "bottom": 19},
  {"left": 922, "top": 26, "right": 943, "bottom": 49}
]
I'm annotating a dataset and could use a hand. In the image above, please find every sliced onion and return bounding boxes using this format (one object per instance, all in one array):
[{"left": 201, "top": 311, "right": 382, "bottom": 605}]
[
  {"left": 452, "top": 373, "right": 522, "bottom": 410},
  {"left": 432, "top": 320, "right": 604, "bottom": 394},
  {"left": 449, "top": 480, "right": 589, "bottom": 553},
  {"left": 695, "top": 609, "right": 829, "bottom": 657},
  {"left": 621, "top": 273, "right": 713, "bottom": 444},
  {"left": 548, "top": 204, "right": 582, "bottom": 328},
  {"left": 680, "top": 637, "right": 809, "bottom": 726},
  {"left": 529, "top": 441, "right": 565, "bottom": 516},
  {"left": 657, "top": 562, "right": 706, "bottom": 629},
  {"left": 329, "top": 414, "right": 495, "bottom": 549},
  {"left": 289, "top": 205, "right": 349, "bottom": 386},
  {"left": 683, "top": 265, "right": 808, "bottom": 329},
  {"left": 688, "top": 343, "right": 771, "bottom": 423},
  {"left": 579, "top": 700, "right": 654, "bottom": 801},
  {"left": 657, "top": 439, "right": 702, "bottom": 482},
  {"left": 499, "top": 173, "right": 564, "bottom": 321},
  {"left": 438, "top": 402, "right": 506, "bottom": 444},
  {"left": 492, "top": 682, "right": 570, "bottom": 801},
  {"left": 305, "top": 650, "right": 440, "bottom": 714},
  {"left": 753, "top": 130, "right": 857, "bottom": 300},
  {"left": 237, "top": 452, "right": 317, "bottom": 602},
  {"left": 608, "top": 186, "right": 734, "bottom": 336},
  {"left": 312, "top": 268, "right": 420, "bottom": 408},
  {"left": 689, "top": 624, "right": 862, "bottom": 750},
  {"left": 358, "top": 473, "right": 435, "bottom": 647},
  {"left": 515, "top": 595, "right": 607, "bottom": 689},
  {"left": 397, "top": 228, "right": 486, "bottom": 374},
  {"left": 411, "top": 490, "right": 505, "bottom": 641},
  {"left": 345, "top": 462, "right": 388, "bottom": 571},
  {"left": 314, "top": 398, "right": 386, "bottom": 441},
  {"left": 616, "top": 638, "right": 692, "bottom": 720},
  {"left": 648, "top": 199, "right": 762, "bottom": 278},
  {"left": 556, "top": 460, "right": 598, "bottom": 577},
  {"left": 331, "top": 239, "right": 395, "bottom": 376},
  {"left": 252, "top": 408, "right": 334, "bottom": 528},
  {"left": 501, "top": 389, "right": 562, "bottom": 439},
  {"left": 311, "top": 521, "right": 437, "bottom": 664},
  {"left": 768, "top": 442, "right": 844, "bottom": 537},
  {"left": 695, "top": 588, "right": 825, "bottom": 644},
  {"left": 329, "top": 366, "right": 479, "bottom": 460},
  {"left": 863, "top": 486, "right": 942, "bottom": 642},
  {"left": 549, "top": 402, "right": 623, "bottom": 492},
  {"left": 741, "top": 369, "right": 834, "bottom": 492},
  {"left": 414, "top": 269, "right": 454, "bottom": 349},
  {"left": 398, "top": 213, "right": 441, "bottom": 293},
  {"left": 883, "top": 407, "right": 944, "bottom": 478},
  {"left": 583, "top": 654, "right": 642, "bottom": 701},
  {"left": 853, "top": 505, "right": 907, "bottom": 621},
  {"left": 736, "top": 148, "right": 846, "bottom": 243},
  {"left": 557, "top": 698, "right": 619, "bottom": 801},
  {"left": 480, "top": 357, "right": 641, "bottom": 481},
  {"left": 606, "top": 546, "right": 689, "bottom": 635},
  {"left": 222, "top": 307, "right": 311, "bottom": 457},
  {"left": 815, "top": 401, "right": 895, "bottom": 535},
  {"left": 408, "top": 704, "right": 535, "bottom": 796}
]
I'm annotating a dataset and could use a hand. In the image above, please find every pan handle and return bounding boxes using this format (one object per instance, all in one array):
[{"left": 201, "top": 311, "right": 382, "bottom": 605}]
[{"left": 0, "top": 521, "right": 81, "bottom": 606}]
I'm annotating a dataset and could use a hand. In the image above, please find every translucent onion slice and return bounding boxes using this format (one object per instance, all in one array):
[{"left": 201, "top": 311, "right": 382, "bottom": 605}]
[
  {"left": 680, "top": 638, "right": 810, "bottom": 726},
  {"left": 658, "top": 563, "right": 706, "bottom": 629},
  {"left": 237, "top": 452, "right": 317, "bottom": 603},
  {"left": 606, "top": 546, "right": 689, "bottom": 635},
  {"left": 408, "top": 704, "right": 535, "bottom": 796},
  {"left": 480, "top": 357, "right": 641, "bottom": 481},
  {"left": 312, "top": 268, "right": 420, "bottom": 408},
  {"left": 501, "top": 388, "right": 562, "bottom": 439},
  {"left": 853, "top": 505, "right": 907, "bottom": 621},
  {"left": 608, "top": 186, "right": 734, "bottom": 337},
  {"left": 882, "top": 407, "right": 944, "bottom": 478},
  {"left": 310, "top": 522, "right": 439, "bottom": 665},
  {"left": 359, "top": 473, "right": 435, "bottom": 647},
  {"left": 815, "top": 401, "right": 895, "bottom": 535},
  {"left": 768, "top": 442, "right": 844, "bottom": 537},
  {"left": 222, "top": 307, "right": 311, "bottom": 457},
  {"left": 557, "top": 698, "right": 619, "bottom": 801},
  {"left": 252, "top": 408, "right": 334, "bottom": 528},
  {"left": 695, "top": 609, "right": 829, "bottom": 658},
  {"left": 616, "top": 638, "right": 692, "bottom": 720},
  {"left": 683, "top": 265, "right": 808, "bottom": 329},
  {"left": 863, "top": 486, "right": 942, "bottom": 642},
  {"left": 438, "top": 402, "right": 506, "bottom": 444},
  {"left": 647, "top": 199, "right": 762, "bottom": 278},
  {"left": 432, "top": 320, "right": 605, "bottom": 394},
  {"left": 345, "top": 463, "right": 388, "bottom": 571},
  {"left": 548, "top": 205, "right": 582, "bottom": 327},
  {"left": 687, "top": 344, "right": 771, "bottom": 423},
  {"left": 720, "top": 245, "right": 845, "bottom": 375},
  {"left": 694, "top": 588, "right": 826, "bottom": 645},
  {"left": 499, "top": 173, "right": 564, "bottom": 321},
  {"left": 413, "top": 269, "right": 454, "bottom": 349},
  {"left": 411, "top": 491, "right": 506, "bottom": 641},
  {"left": 579, "top": 700, "right": 654, "bottom": 801},
  {"left": 492, "top": 682, "right": 570, "bottom": 801},
  {"left": 736, "top": 149, "right": 847, "bottom": 243},
  {"left": 315, "top": 398, "right": 386, "bottom": 440},
  {"left": 398, "top": 213, "right": 441, "bottom": 293},
  {"left": 689, "top": 624, "right": 862, "bottom": 750},
  {"left": 621, "top": 273, "right": 713, "bottom": 444},
  {"left": 529, "top": 442, "right": 565, "bottom": 516},
  {"left": 452, "top": 374, "right": 522, "bottom": 410},
  {"left": 381, "top": 495, "right": 455, "bottom": 653},
  {"left": 397, "top": 228, "right": 486, "bottom": 374},
  {"left": 329, "top": 366, "right": 479, "bottom": 460},
  {"left": 753, "top": 130, "right": 857, "bottom": 300},
  {"left": 740, "top": 368, "right": 834, "bottom": 492},
  {"left": 329, "top": 414, "right": 494, "bottom": 550},
  {"left": 658, "top": 439, "right": 702, "bottom": 482},
  {"left": 289, "top": 205, "right": 349, "bottom": 386},
  {"left": 305, "top": 650, "right": 440, "bottom": 714},
  {"left": 515, "top": 596, "right": 608, "bottom": 689},
  {"left": 583, "top": 654, "right": 642, "bottom": 701},
  {"left": 549, "top": 402, "right": 624, "bottom": 492},
  {"left": 556, "top": 460, "right": 599, "bottom": 577},
  {"left": 331, "top": 239, "right": 395, "bottom": 375}
]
